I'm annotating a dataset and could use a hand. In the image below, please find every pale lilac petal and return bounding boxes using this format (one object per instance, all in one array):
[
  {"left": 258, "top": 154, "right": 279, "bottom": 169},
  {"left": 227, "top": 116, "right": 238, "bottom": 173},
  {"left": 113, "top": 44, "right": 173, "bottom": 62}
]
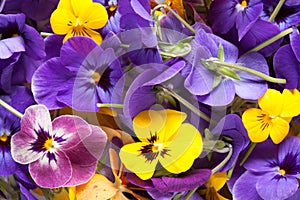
[
  {"left": 0, "top": 36, "right": 25, "bottom": 59},
  {"left": 52, "top": 115, "right": 91, "bottom": 150},
  {"left": 29, "top": 151, "right": 72, "bottom": 188},
  {"left": 257, "top": 172, "right": 299, "bottom": 200},
  {"left": 232, "top": 171, "right": 263, "bottom": 200}
]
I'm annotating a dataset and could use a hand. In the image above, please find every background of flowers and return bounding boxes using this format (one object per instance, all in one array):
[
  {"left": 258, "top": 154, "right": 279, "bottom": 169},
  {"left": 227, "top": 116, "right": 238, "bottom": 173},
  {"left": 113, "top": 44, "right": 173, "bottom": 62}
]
[{"left": 1, "top": 0, "right": 300, "bottom": 199}]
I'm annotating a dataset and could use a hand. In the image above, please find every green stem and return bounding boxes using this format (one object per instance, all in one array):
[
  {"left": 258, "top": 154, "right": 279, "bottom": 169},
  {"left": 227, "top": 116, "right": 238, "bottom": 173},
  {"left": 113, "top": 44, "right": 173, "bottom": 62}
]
[
  {"left": 156, "top": 86, "right": 213, "bottom": 124},
  {"left": 268, "top": 0, "right": 286, "bottom": 22},
  {"left": 0, "top": 99, "right": 23, "bottom": 118},
  {"left": 211, "top": 144, "right": 233, "bottom": 174},
  {"left": 243, "top": 27, "right": 293, "bottom": 55},
  {"left": 40, "top": 32, "right": 53, "bottom": 37},
  {"left": 152, "top": 4, "right": 196, "bottom": 34},
  {"left": 184, "top": 188, "right": 198, "bottom": 200},
  {"left": 240, "top": 142, "right": 256, "bottom": 166},
  {"left": 212, "top": 60, "right": 286, "bottom": 84},
  {"left": 96, "top": 103, "right": 124, "bottom": 108}
]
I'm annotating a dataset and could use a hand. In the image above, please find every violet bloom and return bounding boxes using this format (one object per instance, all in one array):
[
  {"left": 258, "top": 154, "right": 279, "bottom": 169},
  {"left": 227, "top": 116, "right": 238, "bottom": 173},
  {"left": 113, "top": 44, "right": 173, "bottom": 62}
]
[
  {"left": 32, "top": 36, "right": 123, "bottom": 112},
  {"left": 11, "top": 105, "right": 107, "bottom": 188},
  {"left": 0, "top": 13, "right": 45, "bottom": 92},
  {"left": 233, "top": 137, "right": 300, "bottom": 200},
  {"left": 209, "top": 0, "right": 263, "bottom": 40},
  {"left": 21, "top": 0, "right": 60, "bottom": 21},
  {"left": 184, "top": 29, "right": 269, "bottom": 106},
  {"left": 274, "top": 28, "right": 300, "bottom": 89},
  {"left": 260, "top": 0, "right": 300, "bottom": 30}
]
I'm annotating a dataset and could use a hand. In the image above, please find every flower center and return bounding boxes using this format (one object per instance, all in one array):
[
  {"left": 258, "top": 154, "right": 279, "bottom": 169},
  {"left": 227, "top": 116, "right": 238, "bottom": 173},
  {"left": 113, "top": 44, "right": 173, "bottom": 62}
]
[
  {"left": 257, "top": 113, "right": 273, "bottom": 130},
  {"left": 241, "top": 0, "right": 247, "bottom": 7},
  {"left": 278, "top": 168, "right": 286, "bottom": 176},
  {"left": 44, "top": 138, "right": 55, "bottom": 150},
  {"left": 0, "top": 133, "right": 8, "bottom": 142},
  {"left": 91, "top": 71, "right": 101, "bottom": 83}
]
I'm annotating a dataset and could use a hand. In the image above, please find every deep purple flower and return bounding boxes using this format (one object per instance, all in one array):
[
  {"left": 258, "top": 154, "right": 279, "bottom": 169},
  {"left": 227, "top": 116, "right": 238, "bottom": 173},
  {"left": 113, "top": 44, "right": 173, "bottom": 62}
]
[
  {"left": 0, "top": 13, "right": 45, "bottom": 93},
  {"left": 32, "top": 36, "right": 123, "bottom": 112},
  {"left": 21, "top": 0, "right": 60, "bottom": 21},
  {"left": 184, "top": 29, "right": 269, "bottom": 106},
  {"left": 232, "top": 137, "right": 300, "bottom": 200},
  {"left": 274, "top": 28, "right": 300, "bottom": 89},
  {"left": 260, "top": 0, "right": 300, "bottom": 30},
  {"left": 11, "top": 104, "right": 107, "bottom": 188},
  {"left": 209, "top": 0, "right": 263, "bottom": 40}
]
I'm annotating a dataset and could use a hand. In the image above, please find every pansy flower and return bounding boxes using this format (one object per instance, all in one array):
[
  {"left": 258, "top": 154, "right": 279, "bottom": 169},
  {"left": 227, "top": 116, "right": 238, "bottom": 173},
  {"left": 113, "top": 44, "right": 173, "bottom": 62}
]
[
  {"left": 119, "top": 109, "right": 202, "bottom": 180},
  {"left": 50, "top": 0, "right": 108, "bottom": 44},
  {"left": 11, "top": 104, "right": 107, "bottom": 188},
  {"left": 233, "top": 137, "right": 300, "bottom": 200},
  {"left": 242, "top": 88, "right": 300, "bottom": 144}
]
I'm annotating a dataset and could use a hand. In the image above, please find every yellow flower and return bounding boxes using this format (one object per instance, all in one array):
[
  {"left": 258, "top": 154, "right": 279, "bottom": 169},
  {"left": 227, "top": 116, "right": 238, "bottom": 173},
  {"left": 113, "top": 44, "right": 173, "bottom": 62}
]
[
  {"left": 200, "top": 172, "right": 229, "bottom": 200},
  {"left": 50, "top": 0, "right": 108, "bottom": 44},
  {"left": 242, "top": 89, "right": 300, "bottom": 144},
  {"left": 119, "top": 109, "right": 203, "bottom": 180}
]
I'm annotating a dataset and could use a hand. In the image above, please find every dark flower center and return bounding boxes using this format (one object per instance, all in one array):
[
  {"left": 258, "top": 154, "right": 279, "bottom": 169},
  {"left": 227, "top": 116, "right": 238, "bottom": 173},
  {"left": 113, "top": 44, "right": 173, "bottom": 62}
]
[{"left": 96, "top": 67, "right": 114, "bottom": 93}]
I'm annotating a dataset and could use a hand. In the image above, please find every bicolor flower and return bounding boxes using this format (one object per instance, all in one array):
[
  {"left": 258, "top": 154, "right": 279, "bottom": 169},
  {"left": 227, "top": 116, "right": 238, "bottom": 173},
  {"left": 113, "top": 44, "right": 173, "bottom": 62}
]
[
  {"left": 242, "top": 88, "right": 300, "bottom": 144},
  {"left": 32, "top": 36, "right": 123, "bottom": 112},
  {"left": 233, "top": 137, "right": 300, "bottom": 200},
  {"left": 119, "top": 109, "right": 202, "bottom": 180},
  {"left": 50, "top": 0, "right": 108, "bottom": 44},
  {"left": 11, "top": 104, "right": 107, "bottom": 188}
]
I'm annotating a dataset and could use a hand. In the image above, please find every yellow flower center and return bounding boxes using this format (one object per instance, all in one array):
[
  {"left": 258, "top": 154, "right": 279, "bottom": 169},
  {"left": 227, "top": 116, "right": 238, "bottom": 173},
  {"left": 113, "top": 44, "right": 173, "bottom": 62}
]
[
  {"left": 91, "top": 71, "right": 101, "bottom": 83},
  {"left": 152, "top": 143, "right": 163, "bottom": 152},
  {"left": 44, "top": 138, "right": 54, "bottom": 150},
  {"left": 257, "top": 113, "right": 273, "bottom": 130},
  {"left": 278, "top": 168, "right": 286, "bottom": 176},
  {"left": 0, "top": 134, "right": 8, "bottom": 142},
  {"left": 109, "top": 5, "right": 117, "bottom": 12},
  {"left": 241, "top": 0, "right": 247, "bottom": 7}
]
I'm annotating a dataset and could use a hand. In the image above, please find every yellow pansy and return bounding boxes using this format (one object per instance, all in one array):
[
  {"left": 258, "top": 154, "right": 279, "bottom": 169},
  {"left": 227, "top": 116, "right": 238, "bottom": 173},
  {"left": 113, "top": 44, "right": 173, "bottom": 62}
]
[
  {"left": 119, "top": 109, "right": 203, "bottom": 180},
  {"left": 50, "top": 0, "right": 108, "bottom": 44},
  {"left": 242, "top": 89, "right": 300, "bottom": 144},
  {"left": 200, "top": 172, "right": 229, "bottom": 200}
]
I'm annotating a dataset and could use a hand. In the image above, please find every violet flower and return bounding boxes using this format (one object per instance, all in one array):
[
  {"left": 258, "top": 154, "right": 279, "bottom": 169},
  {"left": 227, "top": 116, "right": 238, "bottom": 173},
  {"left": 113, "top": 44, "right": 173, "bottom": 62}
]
[
  {"left": 232, "top": 137, "right": 300, "bottom": 200},
  {"left": 32, "top": 36, "right": 123, "bottom": 112},
  {"left": 184, "top": 29, "right": 269, "bottom": 106},
  {"left": 274, "top": 28, "right": 300, "bottom": 89},
  {"left": 21, "top": 0, "right": 60, "bottom": 21},
  {"left": 11, "top": 104, "right": 107, "bottom": 188}
]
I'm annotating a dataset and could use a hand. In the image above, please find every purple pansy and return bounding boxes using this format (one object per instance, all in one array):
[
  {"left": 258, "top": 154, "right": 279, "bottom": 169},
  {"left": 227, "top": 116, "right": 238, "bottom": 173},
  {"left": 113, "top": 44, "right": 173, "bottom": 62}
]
[
  {"left": 274, "top": 28, "right": 300, "bottom": 89},
  {"left": 260, "top": 0, "right": 300, "bottom": 30},
  {"left": 184, "top": 29, "right": 269, "bottom": 106},
  {"left": 32, "top": 36, "right": 123, "bottom": 112},
  {"left": 232, "top": 137, "right": 300, "bottom": 200},
  {"left": 11, "top": 104, "right": 107, "bottom": 188},
  {"left": 0, "top": 13, "right": 45, "bottom": 92},
  {"left": 209, "top": 0, "right": 263, "bottom": 40},
  {"left": 21, "top": 0, "right": 59, "bottom": 21}
]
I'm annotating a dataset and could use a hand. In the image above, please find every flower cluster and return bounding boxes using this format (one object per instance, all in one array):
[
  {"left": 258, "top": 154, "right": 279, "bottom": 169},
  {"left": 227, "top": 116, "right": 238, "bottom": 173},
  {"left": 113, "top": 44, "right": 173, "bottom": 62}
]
[{"left": 0, "top": 0, "right": 300, "bottom": 199}]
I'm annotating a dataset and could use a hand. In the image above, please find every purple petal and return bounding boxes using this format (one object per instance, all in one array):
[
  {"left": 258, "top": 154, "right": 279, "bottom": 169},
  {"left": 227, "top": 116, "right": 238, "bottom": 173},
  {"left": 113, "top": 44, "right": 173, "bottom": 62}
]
[
  {"left": 0, "top": 36, "right": 25, "bottom": 59},
  {"left": 44, "top": 34, "right": 64, "bottom": 60},
  {"left": 232, "top": 171, "right": 263, "bottom": 200},
  {"left": 243, "top": 139, "right": 278, "bottom": 173},
  {"left": 0, "top": 146, "right": 19, "bottom": 176},
  {"left": 257, "top": 172, "right": 299, "bottom": 200},
  {"left": 151, "top": 169, "right": 211, "bottom": 193},
  {"left": 273, "top": 45, "right": 299, "bottom": 89},
  {"left": 29, "top": 150, "right": 71, "bottom": 188},
  {"left": 130, "top": 0, "right": 152, "bottom": 21},
  {"left": 52, "top": 115, "right": 91, "bottom": 150},
  {"left": 32, "top": 58, "right": 71, "bottom": 109},
  {"left": 196, "top": 78, "right": 235, "bottom": 106},
  {"left": 287, "top": 189, "right": 300, "bottom": 200},
  {"left": 21, "top": 0, "right": 59, "bottom": 21},
  {"left": 290, "top": 29, "right": 300, "bottom": 62}
]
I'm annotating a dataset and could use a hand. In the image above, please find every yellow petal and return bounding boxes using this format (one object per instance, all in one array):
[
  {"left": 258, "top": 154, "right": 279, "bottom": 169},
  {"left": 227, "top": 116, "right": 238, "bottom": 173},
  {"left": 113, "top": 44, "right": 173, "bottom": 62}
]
[
  {"left": 71, "top": 0, "right": 93, "bottom": 17},
  {"left": 63, "top": 28, "right": 103, "bottom": 44},
  {"left": 76, "top": 174, "right": 118, "bottom": 200},
  {"left": 242, "top": 108, "right": 271, "bottom": 143},
  {"left": 207, "top": 172, "right": 227, "bottom": 191},
  {"left": 258, "top": 89, "right": 283, "bottom": 117},
  {"left": 50, "top": 9, "right": 76, "bottom": 34},
  {"left": 80, "top": 3, "right": 108, "bottom": 29},
  {"left": 281, "top": 89, "right": 300, "bottom": 117},
  {"left": 133, "top": 109, "right": 186, "bottom": 143},
  {"left": 69, "top": 187, "right": 76, "bottom": 200},
  {"left": 269, "top": 117, "right": 290, "bottom": 144},
  {"left": 159, "top": 123, "right": 202, "bottom": 174},
  {"left": 119, "top": 142, "right": 158, "bottom": 180}
]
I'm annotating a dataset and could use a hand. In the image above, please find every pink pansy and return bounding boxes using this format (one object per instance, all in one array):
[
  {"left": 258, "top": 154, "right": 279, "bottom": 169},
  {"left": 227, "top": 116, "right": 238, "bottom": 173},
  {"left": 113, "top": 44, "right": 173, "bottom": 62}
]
[{"left": 10, "top": 105, "right": 107, "bottom": 188}]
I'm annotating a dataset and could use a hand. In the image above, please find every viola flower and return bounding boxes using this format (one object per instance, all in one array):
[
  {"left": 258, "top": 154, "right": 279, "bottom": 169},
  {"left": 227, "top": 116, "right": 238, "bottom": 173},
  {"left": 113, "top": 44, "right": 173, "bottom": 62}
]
[
  {"left": 209, "top": 0, "right": 263, "bottom": 40},
  {"left": 232, "top": 137, "right": 300, "bottom": 200},
  {"left": 21, "top": 0, "right": 60, "bottom": 21},
  {"left": 50, "top": 0, "right": 108, "bottom": 44},
  {"left": 119, "top": 109, "right": 203, "bottom": 180},
  {"left": 242, "top": 88, "right": 300, "bottom": 144},
  {"left": 32, "top": 36, "right": 123, "bottom": 112},
  {"left": 274, "top": 28, "right": 300, "bottom": 89},
  {"left": 260, "top": 0, "right": 300, "bottom": 30},
  {"left": 11, "top": 104, "right": 107, "bottom": 188}
]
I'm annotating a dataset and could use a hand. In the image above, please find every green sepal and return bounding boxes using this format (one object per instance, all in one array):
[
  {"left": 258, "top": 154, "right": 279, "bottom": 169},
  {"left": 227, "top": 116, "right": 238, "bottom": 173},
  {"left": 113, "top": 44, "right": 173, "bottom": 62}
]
[{"left": 217, "top": 67, "right": 241, "bottom": 80}]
